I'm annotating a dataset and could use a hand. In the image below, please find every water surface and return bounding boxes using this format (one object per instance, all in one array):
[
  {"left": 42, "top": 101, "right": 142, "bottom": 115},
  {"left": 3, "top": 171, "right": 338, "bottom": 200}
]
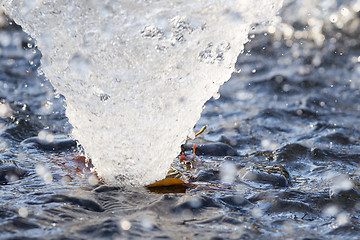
[{"left": 1, "top": 3, "right": 360, "bottom": 239}]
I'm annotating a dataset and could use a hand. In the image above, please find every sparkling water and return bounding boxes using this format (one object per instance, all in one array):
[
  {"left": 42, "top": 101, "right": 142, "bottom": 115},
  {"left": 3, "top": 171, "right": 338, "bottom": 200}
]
[{"left": 1, "top": 1, "right": 283, "bottom": 185}]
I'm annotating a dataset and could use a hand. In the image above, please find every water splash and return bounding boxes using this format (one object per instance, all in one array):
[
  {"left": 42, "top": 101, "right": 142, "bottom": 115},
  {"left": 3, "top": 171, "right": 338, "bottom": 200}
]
[{"left": 2, "top": 1, "right": 283, "bottom": 185}]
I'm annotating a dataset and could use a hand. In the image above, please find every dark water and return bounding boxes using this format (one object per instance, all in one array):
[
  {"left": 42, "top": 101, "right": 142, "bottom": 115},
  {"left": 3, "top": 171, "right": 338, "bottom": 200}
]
[{"left": 1, "top": 9, "right": 360, "bottom": 240}]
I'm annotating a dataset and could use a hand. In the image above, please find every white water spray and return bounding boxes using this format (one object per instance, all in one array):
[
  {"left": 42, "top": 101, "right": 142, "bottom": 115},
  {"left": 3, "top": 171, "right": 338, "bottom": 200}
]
[{"left": 2, "top": 1, "right": 283, "bottom": 185}]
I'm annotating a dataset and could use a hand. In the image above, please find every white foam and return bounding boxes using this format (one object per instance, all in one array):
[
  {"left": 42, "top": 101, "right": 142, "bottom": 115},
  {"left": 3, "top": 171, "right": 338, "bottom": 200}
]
[{"left": 2, "top": 1, "right": 283, "bottom": 185}]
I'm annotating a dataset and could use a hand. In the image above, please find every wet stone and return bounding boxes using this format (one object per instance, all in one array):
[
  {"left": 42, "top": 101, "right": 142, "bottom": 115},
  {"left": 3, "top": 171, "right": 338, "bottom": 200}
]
[
  {"left": 330, "top": 188, "right": 360, "bottom": 206},
  {"left": 182, "top": 143, "right": 239, "bottom": 156},
  {"left": 238, "top": 163, "right": 290, "bottom": 187},
  {"left": 218, "top": 135, "right": 260, "bottom": 148},
  {"left": 275, "top": 143, "right": 309, "bottom": 162},
  {"left": 4, "top": 119, "right": 43, "bottom": 142},
  {"left": 45, "top": 195, "right": 104, "bottom": 212},
  {"left": 77, "top": 219, "right": 120, "bottom": 239},
  {"left": 172, "top": 195, "right": 222, "bottom": 214},
  {"left": 11, "top": 216, "right": 40, "bottom": 230},
  {"left": 192, "top": 169, "right": 219, "bottom": 182},
  {"left": 0, "top": 164, "right": 27, "bottom": 184},
  {"left": 21, "top": 135, "right": 77, "bottom": 151},
  {"left": 328, "top": 224, "right": 360, "bottom": 236},
  {"left": 0, "top": 206, "right": 15, "bottom": 219},
  {"left": 246, "top": 75, "right": 297, "bottom": 94},
  {"left": 266, "top": 198, "right": 318, "bottom": 218},
  {"left": 218, "top": 195, "right": 252, "bottom": 211},
  {"left": 248, "top": 191, "right": 319, "bottom": 218},
  {"left": 317, "top": 132, "right": 352, "bottom": 145}
]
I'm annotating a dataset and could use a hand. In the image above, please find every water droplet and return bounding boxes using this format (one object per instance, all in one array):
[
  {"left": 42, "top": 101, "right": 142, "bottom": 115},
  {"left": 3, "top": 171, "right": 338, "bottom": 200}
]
[
  {"left": 188, "top": 197, "right": 202, "bottom": 208},
  {"left": 251, "top": 207, "right": 263, "bottom": 218},
  {"left": 0, "top": 103, "right": 11, "bottom": 117},
  {"left": 88, "top": 174, "right": 99, "bottom": 186},
  {"left": 120, "top": 219, "right": 131, "bottom": 231},
  {"left": 331, "top": 174, "right": 354, "bottom": 194},
  {"left": 261, "top": 138, "right": 277, "bottom": 150},
  {"left": 322, "top": 205, "right": 339, "bottom": 217},
  {"left": 282, "top": 84, "right": 291, "bottom": 92},
  {"left": 35, "top": 164, "right": 53, "bottom": 183},
  {"left": 336, "top": 212, "right": 350, "bottom": 226},
  {"left": 38, "top": 130, "right": 54, "bottom": 143},
  {"left": 18, "top": 207, "right": 29, "bottom": 218},
  {"left": 213, "top": 92, "right": 220, "bottom": 100},
  {"left": 296, "top": 109, "right": 303, "bottom": 115},
  {"left": 5, "top": 174, "right": 19, "bottom": 183},
  {"left": 282, "top": 221, "right": 294, "bottom": 234},
  {"left": 0, "top": 33, "right": 11, "bottom": 47},
  {"left": 220, "top": 161, "right": 237, "bottom": 184},
  {"left": 141, "top": 217, "right": 154, "bottom": 230},
  {"left": 61, "top": 175, "right": 72, "bottom": 185},
  {"left": 140, "top": 25, "right": 163, "bottom": 38},
  {"left": 68, "top": 53, "right": 90, "bottom": 77},
  {"left": 99, "top": 93, "right": 110, "bottom": 102}
]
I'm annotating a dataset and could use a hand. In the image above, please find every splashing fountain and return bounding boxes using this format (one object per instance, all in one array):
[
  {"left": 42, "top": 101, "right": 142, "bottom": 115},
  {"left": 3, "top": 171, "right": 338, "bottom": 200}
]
[{"left": 2, "top": 1, "right": 283, "bottom": 185}]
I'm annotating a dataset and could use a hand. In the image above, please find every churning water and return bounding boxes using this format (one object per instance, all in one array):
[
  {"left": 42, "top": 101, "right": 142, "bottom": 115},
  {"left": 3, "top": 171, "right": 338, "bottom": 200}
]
[
  {"left": 2, "top": 0, "right": 283, "bottom": 186},
  {"left": 0, "top": 0, "right": 360, "bottom": 239}
]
